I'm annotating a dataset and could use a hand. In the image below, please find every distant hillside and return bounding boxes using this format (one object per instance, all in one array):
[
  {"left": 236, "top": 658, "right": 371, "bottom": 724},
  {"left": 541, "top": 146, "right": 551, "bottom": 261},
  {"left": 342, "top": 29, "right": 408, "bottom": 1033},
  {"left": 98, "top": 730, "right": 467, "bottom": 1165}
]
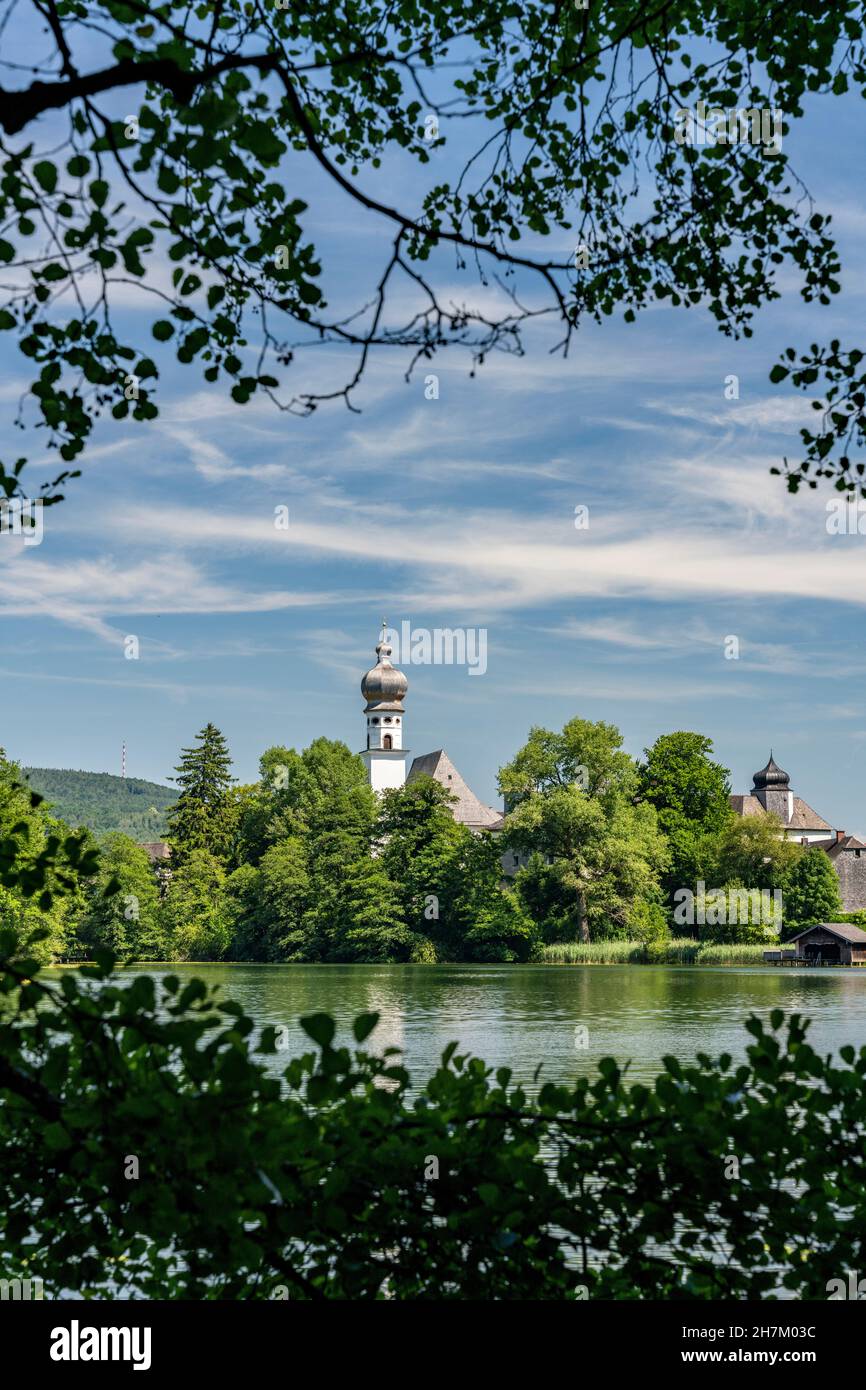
[{"left": 23, "top": 767, "right": 176, "bottom": 839}]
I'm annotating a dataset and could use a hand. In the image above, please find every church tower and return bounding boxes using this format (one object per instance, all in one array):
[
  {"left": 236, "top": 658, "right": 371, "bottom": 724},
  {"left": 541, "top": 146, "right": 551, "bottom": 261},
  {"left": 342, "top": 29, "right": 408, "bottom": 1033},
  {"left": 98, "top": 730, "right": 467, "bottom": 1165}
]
[
  {"left": 360, "top": 621, "right": 409, "bottom": 793},
  {"left": 751, "top": 752, "right": 794, "bottom": 825}
]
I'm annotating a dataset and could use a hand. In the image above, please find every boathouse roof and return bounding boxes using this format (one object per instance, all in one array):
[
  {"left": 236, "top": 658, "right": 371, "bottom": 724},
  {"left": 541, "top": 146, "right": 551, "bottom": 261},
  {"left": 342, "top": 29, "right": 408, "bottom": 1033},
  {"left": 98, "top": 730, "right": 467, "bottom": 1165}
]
[{"left": 786, "top": 922, "right": 866, "bottom": 945}]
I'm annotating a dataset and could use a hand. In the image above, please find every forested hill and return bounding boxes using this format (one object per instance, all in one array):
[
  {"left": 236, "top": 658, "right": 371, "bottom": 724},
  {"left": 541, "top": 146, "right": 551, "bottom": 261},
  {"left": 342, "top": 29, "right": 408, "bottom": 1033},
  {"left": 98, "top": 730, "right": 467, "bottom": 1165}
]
[{"left": 23, "top": 768, "right": 176, "bottom": 838}]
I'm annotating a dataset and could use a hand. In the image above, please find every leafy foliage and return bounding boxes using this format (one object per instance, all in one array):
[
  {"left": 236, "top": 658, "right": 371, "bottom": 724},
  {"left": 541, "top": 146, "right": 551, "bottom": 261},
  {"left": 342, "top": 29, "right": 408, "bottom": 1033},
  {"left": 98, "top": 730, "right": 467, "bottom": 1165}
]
[
  {"left": 638, "top": 732, "right": 732, "bottom": 895},
  {"left": 77, "top": 832, "right": 163, "bottom": 959},
  {"left": 377, "top": 774, "right": 474, "bottom": 956},
  {"left": 783, "top": 844, "right": 843, "bottom": 932},
  {"left": 770, "top": 340, "right": 866, "bottom": 496},
  {"left": 0, "top": 747, "right": 100, "bottom": 937},
  {"left": 2, "top": 939, "right": 865, "bottom": 1299},
  {"left": 500, "top": 719, "right": 669, "bottom": 943},
  {"left": 220, "top": 749, "right": 528, "bottom": 963},
  {"left": 161, "top": 848, "right": 232, "bottom": 960},
  {"left": 0, "top": 2, "right": 862, "bottom": 502},
  {"left": 708, "top": 812, "right": 802, "bottom": 895}
]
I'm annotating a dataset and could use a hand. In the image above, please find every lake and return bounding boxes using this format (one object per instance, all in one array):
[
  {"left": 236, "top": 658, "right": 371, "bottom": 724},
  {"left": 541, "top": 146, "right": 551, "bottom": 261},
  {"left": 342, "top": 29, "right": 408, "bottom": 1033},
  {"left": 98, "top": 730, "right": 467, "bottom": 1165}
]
[{"left": 115, "top": 962, "right": 866, "bottom": 1086}]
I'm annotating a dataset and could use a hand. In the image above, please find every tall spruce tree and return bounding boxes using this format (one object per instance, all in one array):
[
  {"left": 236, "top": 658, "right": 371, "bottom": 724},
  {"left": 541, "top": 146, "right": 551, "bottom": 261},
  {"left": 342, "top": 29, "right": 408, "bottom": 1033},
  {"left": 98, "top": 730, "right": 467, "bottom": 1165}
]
[{"left": 167, "top": 725, "right": 236, "bottom": 866}]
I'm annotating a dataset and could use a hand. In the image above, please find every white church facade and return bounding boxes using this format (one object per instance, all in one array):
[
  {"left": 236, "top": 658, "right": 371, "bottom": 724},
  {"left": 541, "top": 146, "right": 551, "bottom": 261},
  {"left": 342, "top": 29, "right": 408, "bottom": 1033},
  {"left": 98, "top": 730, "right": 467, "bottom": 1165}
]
[{"left": 359, "top": 625, "right": 502, "bottom": 828}]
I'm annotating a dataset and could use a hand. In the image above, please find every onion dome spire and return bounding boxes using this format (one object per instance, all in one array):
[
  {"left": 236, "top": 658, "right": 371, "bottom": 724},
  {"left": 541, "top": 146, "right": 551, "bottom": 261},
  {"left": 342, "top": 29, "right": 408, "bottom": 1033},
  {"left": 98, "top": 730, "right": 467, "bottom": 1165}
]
[
  {"left": 360, "top": 619, "right": 408, "bottom": 711},
  {"left": 752, "top": 751, "right": 790, "bottom": 791}
]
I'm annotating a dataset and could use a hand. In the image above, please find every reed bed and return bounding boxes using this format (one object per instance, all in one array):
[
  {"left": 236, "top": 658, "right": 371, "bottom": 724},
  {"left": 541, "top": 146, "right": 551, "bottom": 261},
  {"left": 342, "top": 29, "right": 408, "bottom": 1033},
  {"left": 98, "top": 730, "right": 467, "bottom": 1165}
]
[{"left": 541, "top": 940, "right": 770, "bottom": 965}]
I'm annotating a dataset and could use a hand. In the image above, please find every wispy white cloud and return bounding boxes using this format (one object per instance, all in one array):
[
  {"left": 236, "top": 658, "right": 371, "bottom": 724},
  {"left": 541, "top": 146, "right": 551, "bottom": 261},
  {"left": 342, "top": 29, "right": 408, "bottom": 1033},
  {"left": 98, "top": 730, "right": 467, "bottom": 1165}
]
[
  {"left": 160, "top": 425, "right": 291, "bottom": 483},
  {"left": 105, "top": 499, "right": 866, "bottom": 615},
  {"left": 0, "top": 550, "right": 347, "bottom": 646}
]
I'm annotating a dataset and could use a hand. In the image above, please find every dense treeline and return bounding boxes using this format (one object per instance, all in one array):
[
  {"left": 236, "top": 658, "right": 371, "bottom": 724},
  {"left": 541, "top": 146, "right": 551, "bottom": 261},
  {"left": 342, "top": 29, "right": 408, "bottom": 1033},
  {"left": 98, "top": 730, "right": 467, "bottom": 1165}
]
[
  {"left": 0, "top": 721, "right": 847, "bottom": 964},
  {"left": 23, "top": 767, "right": 175, "bottom": 838}
]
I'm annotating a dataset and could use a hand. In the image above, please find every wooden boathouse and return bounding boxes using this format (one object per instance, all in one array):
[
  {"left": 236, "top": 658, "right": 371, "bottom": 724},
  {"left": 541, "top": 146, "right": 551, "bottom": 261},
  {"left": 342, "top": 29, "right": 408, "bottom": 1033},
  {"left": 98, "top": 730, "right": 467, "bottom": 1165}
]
[{"left": 764, "top": 922, "right": 866, "bottom": 966}]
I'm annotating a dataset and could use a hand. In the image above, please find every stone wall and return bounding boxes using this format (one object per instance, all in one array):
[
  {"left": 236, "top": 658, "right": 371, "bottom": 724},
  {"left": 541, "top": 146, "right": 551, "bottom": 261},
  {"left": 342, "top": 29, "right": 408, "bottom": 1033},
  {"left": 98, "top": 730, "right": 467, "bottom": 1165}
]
[{"left": 833, "top": 850, "right": 866, "bottom": 911}]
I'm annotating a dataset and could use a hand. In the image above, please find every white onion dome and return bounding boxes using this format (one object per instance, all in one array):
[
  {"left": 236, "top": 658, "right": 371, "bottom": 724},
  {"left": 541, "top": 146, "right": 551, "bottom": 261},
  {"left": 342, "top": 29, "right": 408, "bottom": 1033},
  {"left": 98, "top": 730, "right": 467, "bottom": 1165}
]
[{"left": 361, "top": 629, "right": 408, "bottom": 711}]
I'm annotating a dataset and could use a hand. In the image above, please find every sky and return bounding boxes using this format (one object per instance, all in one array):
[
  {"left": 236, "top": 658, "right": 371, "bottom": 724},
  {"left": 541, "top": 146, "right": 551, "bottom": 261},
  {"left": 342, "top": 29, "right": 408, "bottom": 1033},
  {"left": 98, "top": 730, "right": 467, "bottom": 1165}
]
[{"left": 2, "top": 30, "right": 866, "bottom": 834}]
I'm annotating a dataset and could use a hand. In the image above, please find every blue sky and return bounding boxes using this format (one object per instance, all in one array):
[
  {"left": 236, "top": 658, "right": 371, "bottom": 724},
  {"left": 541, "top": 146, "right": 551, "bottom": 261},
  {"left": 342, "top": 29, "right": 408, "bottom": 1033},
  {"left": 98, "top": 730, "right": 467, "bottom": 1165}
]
[{"left": 2, "top": 51, "right": 866, "bottom": 834}]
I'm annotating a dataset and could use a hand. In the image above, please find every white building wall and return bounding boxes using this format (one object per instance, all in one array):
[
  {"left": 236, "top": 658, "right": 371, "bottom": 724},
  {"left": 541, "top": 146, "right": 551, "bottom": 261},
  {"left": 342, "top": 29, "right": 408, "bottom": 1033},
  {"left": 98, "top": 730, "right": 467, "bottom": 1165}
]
[
  {"left": 366, "top": 714, "right": 403, "bottom": 750},
  {"left": 783, "top": 829, "right": 836, "bottom": 845},
  {"left": 361, "top": 749, "right": 407, "bottom": 793}
]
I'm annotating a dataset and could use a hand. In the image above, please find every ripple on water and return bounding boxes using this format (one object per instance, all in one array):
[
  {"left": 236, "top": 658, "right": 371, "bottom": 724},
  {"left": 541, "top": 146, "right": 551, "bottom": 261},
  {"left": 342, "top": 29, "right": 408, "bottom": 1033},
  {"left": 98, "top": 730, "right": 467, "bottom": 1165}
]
[{"left": 89, "top": 961, "right": 866, "bottom": 1088}]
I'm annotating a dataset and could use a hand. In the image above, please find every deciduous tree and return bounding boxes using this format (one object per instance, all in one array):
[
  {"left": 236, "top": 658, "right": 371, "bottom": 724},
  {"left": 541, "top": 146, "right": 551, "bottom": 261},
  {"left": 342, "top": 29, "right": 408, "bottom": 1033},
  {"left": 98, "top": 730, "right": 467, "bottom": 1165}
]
[
  {"left": 638, "top": 731, "right": 732, "bottom": 896},
  {"left": 160, "top": 847, "right": 231, "bottom": 960},
  {"left": 501, "top": 720, "right": 668, "bottom": 942},
  {"left": 78, "top": 831, "right": 162, "bottom": 958},
  {"left": 784, "top": 845, "right": 842, "bottom": 930},
  {"left": 0, "top": 2, "right": 859, "bottom": 506}
]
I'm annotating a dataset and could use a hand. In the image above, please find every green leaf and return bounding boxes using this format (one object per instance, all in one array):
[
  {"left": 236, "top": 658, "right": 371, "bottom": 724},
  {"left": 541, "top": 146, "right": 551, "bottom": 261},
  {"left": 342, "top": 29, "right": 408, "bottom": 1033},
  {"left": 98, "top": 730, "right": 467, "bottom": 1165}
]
[
  {"left": 33, "top": 161, "right": 58, "bottom": 193},
  {"left": 301, "top": 1013, "right": 336, "bottom": 1049},
  {"left": 352, "top": 1012, "right": 380, "bottom": 1043}
]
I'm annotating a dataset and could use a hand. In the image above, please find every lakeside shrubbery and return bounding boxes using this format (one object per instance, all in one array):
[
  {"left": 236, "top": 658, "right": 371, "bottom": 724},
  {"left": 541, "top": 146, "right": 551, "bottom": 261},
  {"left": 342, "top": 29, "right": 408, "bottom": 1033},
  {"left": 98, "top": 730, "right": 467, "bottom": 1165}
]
[{"left": 2, "top": 936, "right": 865, "bottom": 1300}]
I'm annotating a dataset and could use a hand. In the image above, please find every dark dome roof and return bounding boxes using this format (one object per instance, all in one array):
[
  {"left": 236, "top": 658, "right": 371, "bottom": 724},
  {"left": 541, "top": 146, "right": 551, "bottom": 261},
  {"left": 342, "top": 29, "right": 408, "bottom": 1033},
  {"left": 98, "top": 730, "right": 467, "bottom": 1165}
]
[
  {"left": 361, "top": 631, "right": 407, "bottom": 709},
  {"left": 752, "top": 753, "right": 790, "bottom": 790}
]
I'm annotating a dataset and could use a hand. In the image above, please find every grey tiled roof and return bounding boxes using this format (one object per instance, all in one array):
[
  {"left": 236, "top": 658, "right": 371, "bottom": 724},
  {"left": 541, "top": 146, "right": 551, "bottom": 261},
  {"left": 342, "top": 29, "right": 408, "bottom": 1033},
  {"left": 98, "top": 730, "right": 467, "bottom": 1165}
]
[
  {"left": 407, "top": 749, "right": 501, "bottom": 828},
  {"left": 788, "top": 922, "right": 866, "bottom": 945},
  {"left": 729, "top": 793, "right": 832, "bottom": 831}
]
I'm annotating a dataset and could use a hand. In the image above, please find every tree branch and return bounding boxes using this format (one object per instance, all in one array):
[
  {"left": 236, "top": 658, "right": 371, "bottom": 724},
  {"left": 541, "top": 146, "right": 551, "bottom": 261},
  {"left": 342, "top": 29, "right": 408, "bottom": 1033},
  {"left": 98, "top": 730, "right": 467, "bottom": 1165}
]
[{"left": 0, "top": 50, "right": 280, "bottom": 134}]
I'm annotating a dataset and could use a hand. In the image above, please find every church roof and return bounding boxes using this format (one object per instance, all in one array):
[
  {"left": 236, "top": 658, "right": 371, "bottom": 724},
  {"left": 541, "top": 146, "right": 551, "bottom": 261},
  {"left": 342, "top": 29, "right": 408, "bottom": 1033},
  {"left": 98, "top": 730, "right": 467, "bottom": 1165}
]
[
  {"left": 407, "top": 749, "right": 501, "bottom": 829},
  {"left": 140, "top": 841, "right": 171, "bottom": 861},
  {"left": 729, "top": 793, "right": 832, "bottom": 832},
  {"left": 827, "top": 834, "right": 866, "bottom": 857}
]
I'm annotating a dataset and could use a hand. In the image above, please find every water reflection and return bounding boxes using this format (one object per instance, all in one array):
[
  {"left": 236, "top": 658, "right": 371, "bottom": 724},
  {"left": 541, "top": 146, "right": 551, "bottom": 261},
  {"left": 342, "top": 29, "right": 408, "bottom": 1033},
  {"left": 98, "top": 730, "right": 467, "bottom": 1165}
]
[{"left": 107, "top": 963, "right": 866, "bottom": 1087}]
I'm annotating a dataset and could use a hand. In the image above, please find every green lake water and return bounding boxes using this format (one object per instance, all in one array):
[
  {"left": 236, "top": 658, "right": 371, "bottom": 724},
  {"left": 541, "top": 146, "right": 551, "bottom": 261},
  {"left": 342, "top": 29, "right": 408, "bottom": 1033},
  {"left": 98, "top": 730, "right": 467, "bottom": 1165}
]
[{"left": 115, "top": 962, "right": 866, "bottom": 1086}]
